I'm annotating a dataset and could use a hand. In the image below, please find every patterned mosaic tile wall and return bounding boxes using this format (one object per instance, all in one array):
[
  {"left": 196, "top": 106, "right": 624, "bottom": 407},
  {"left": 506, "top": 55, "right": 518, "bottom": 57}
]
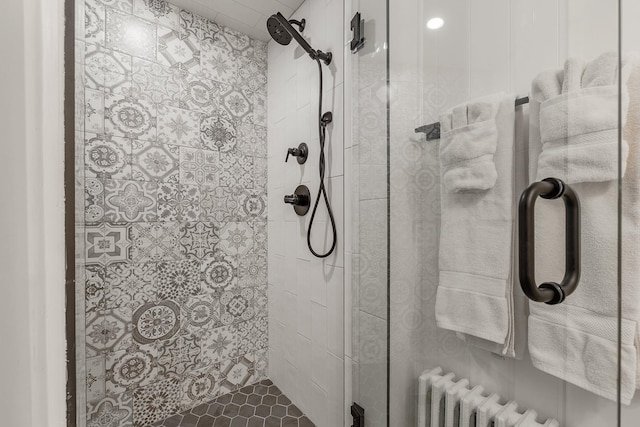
[{"left": 75, "top": 1, "right": 268, "bottom": 426}]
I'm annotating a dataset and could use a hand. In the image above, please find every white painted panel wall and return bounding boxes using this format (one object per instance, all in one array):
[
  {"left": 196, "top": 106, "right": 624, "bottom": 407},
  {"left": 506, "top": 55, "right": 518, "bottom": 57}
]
[
  {"left": 0, "top": 0, "right": 67, "bottom": 425},
  {"left": 267, "top": 0, "right": 346, "bottom": 426}
]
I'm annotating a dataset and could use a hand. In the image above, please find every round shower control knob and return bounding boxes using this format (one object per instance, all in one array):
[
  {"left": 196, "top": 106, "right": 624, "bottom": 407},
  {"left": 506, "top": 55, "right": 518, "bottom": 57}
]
[{"left": 283, "top": 185, "right": 311, "bottom": 216}]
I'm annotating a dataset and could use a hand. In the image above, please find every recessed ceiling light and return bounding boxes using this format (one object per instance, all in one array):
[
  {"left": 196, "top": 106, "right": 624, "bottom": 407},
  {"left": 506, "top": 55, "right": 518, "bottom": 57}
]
[{"left": 426, "top": 17, "right": 444, "bottom": 30}]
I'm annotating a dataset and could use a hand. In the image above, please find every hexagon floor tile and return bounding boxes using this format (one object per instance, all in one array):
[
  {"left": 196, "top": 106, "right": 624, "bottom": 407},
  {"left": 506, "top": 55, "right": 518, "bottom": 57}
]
[{"left": 152, "top": 379, "right": 316, "bottom": 427}]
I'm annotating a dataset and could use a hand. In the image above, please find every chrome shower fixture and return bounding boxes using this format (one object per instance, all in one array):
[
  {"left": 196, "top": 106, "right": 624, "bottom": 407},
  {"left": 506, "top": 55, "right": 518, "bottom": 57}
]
[{"left": 266, "top": 12, "right": 332, "bottom": 65}]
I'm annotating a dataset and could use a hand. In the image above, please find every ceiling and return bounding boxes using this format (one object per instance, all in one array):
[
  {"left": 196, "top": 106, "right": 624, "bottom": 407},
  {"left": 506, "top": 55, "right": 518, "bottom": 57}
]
[{"left": 167, "top": 0, "right": 305, "bottom": 42}]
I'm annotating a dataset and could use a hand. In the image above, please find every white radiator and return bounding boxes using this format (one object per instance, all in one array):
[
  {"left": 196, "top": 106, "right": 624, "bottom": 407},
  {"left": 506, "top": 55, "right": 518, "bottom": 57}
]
[{"left": 418, "top": 367, "right": 560, "bottom": 427}]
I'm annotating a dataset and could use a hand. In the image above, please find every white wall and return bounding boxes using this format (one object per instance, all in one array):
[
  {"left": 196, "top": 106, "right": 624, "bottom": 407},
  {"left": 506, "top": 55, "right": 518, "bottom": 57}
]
[
  {"left": 388, "top": 0, "right": 640, "bottom": 426},
  {"left": 266, "top": 1, "right": 346, "bottom": 426},
  {"left": 0, "top": 0, "right": 67, "bottom": 426}
]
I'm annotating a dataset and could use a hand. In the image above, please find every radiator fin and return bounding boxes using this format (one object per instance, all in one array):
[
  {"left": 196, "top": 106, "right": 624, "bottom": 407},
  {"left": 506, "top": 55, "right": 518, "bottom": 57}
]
[{"left": 418, "top": 368, "right": 561, "bottom": 427}]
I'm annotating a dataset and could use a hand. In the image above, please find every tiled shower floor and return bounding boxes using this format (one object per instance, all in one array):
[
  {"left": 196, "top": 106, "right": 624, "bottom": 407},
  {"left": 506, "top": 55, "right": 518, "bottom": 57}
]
[{"left": 151, "top": 379, "right": 315, "bottom": 427}]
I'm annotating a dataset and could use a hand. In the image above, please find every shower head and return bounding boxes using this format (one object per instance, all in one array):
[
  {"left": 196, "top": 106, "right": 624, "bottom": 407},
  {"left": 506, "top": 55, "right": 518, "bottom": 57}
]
[
  {"left": 267, "top": 14, "right": 293, "bottom": 46},
  {"left": 267, "top": 12, "right": 332, "bottom": 65}
]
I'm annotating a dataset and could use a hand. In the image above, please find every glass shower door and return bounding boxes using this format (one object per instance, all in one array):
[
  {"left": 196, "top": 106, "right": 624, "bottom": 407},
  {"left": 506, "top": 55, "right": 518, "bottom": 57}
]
[{"left": 350, "top": 0, "right": 637, "bottom": 426}]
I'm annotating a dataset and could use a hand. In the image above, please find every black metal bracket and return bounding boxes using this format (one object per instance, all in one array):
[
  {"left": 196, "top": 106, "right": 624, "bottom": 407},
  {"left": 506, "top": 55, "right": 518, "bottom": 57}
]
[
  {"left": 351, "top": 403, "right": 364, "bottom": 427},
  {"left": 518, "top": 178, "right": 581, "bottom": 305},
  {"left": 415, "top": 96, "right": 530, "bottom": 141},
  {"left": 350, "top": 12, "right": 365, "bottom": 53}
]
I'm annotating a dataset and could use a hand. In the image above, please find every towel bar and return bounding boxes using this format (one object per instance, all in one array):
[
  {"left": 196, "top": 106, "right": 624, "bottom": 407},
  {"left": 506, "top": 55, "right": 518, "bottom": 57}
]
[
  {"left": 518, "top": 178, "right": 581, "bottom": 305},
  {"left": 415, "top": 96, "right": 529, "bottom": 141}
]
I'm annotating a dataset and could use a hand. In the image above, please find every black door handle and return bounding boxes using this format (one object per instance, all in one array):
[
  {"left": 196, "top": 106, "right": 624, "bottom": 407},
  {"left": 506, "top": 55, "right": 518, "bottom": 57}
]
[{"left": 518, "top": 178, "right": 581, "bottom": 305}]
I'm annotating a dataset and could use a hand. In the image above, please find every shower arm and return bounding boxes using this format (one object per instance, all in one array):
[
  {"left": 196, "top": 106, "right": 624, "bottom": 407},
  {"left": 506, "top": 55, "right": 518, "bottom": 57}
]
[{"left": 274, "top": 12, "right": 332, "bottom": 65}]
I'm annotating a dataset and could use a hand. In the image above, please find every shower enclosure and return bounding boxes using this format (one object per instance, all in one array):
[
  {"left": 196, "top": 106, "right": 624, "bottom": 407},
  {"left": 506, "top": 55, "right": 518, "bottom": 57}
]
[
  {"left": 349, "top": 0, "right": 640, "bottom": 426},
  {"left": 68, "top": 0, "right": 640, "bottom": 425}
]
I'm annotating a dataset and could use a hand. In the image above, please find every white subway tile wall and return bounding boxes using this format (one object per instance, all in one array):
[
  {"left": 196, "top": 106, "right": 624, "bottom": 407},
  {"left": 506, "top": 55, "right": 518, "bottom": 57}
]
[{"left": 267, "top": 0, "right": 346, "bottom": 426}]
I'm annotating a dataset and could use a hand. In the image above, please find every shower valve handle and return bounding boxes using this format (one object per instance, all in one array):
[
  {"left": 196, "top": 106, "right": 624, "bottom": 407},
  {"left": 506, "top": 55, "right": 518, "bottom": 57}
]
[
  {"left": 285, "top": 143, "right": 308, "bottom": 164},
  {"left": 284, "top": 185, "right": 311, "bottom": 216}
]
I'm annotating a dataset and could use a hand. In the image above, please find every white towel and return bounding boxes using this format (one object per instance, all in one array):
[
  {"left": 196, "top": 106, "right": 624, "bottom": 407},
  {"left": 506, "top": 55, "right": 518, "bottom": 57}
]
[
  {"left": 535, "top": 53, "right": 634, "bottom": 184},
  {"left": 436, "top": 93, "right": 517, "bottom": 356},
  {"left": 439, "top": 100, "right": 499, "bottom": 192},
  {"left": 527, "top": 53, "right": 640, "bottom": 404}
]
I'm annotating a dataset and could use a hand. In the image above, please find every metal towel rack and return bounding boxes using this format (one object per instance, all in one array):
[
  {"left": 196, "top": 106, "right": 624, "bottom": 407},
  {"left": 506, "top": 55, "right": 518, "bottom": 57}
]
[
  {"left": 414, "top": 96, "right": 530, "bottom": 141},
  {"left": 518, "top": 178, "right": 581, "bottom": 305}
]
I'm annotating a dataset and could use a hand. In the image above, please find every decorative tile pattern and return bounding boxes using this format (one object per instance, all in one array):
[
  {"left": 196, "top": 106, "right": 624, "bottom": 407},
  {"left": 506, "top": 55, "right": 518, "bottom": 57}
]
[
  {"left": 85, "top": 89, "right": 105, "bottom": 134},
  {"left": 85, "top": 0, "right": 106, "bottom": 46},
  {"left": 128, "top": 222, "right": 183, "bottom": 263},
  {"left": 237, "top": 123, "right": 267, "bottom": 158},
  {"left": 85, "top": 223, "right": 130, "bottom": 266},
  {"left": 219, "top": 154, "right": 253, "bottom": 188},
  {"left": 200, "top": 325, "right": 237, "bottom": 366},
  {"left": 157, "top": 183, "right": 200, "bottom": 222},
  {"left": 236, "top": 56, "right": 266, "bottom": 94},
  {"left": 200, "top": 111, "right": 236, "bottom": 153},
  {"left": 200, "top": 42, "right": 236, "bottom": 84},
  {"left": 131, "top": 140, "right": 180, "bottom": 183},
  {"left": 179, "top": 73, "right": 227, "bottom": 113},
  {"left": 181, "top": 365, "right": 221, "bottom": 410},
  {"left": 238, "top": 254, "right": 266, "bottom": 288},
  {"left": 156, "top": 334, "right": 201, "bottom": 378},
  {"left": 253, "top": 349, "right": 268, "bottom": 382},
  {"left": 85, "top": 265, "right": 107, "bottom": 314},
  {"left": 199, "top": 186, "right": 240, "bottom": 223},
  {"left": 218, "top": 27, "right": 251, "bottom": 56},
  {"left": 96, "top": 0, "right": 133, "bottom": 13},
  {"left": 105, "top": 261, "right": 157, "bottom": 316},
  {"left": 86, "top": 355, "right": 107, "bottom": 403},
  {"left": 218, "top": 354, "right": 255, "bottom": 394},
  {"left": 158, "top": 28, "right": 200, "bottom": 74},
  {"left": 157, "top": 259, "right": 201, "bottom": 301},
  {"left": 79, "top": 1, "right": 268, "bottom": 423},
  {"left": 252, "top": 157, "right": 267, "bottom": 190},
  {"left": 157, "top": 104, "right": 201, "bottom": 147},
  {"left": 222, "top": 89, "right": 251, "bottom": 121},
  {"left": 103, "top": 179, "right": 158, "bottom": 222},
  {"left": 218, "top": 222, "right": 254, "bottom": 257},
  {"left": 87, "top": 394, "right": 134, "bottom": 427},
  {"left": 132, "top": 300, "right": 181, "bottom": 344},
  {"left": 254, "top": 286, "right": 267, "bottom": 317},
  {"left": 131, "top": 58, "right": 181, "bottom": 106},
  {"left": 237, "top": 316, "right": 267, "bottom": 355},
  {"left": 106, "top": 345, "right": 158, "bottom": 393},
  {"left": 105, "top": 89, "right": 157, "bottom": 141},
  {"left": 179, "top": 147, "right": 219, "bottom": 186},
  {"left": 133, "top": 0, "right": 179, "bottom": 30},
  {"left": 106, "top": 8, "right": 157, "bottom": 61},
  {"left": 85, "top": 44, "right": 132, "bottom": 93},
  {"left": 151, "top": 380, "right": 315, "bottom": 427},
  {"left": 85, "top": 134, "right": 131, "bottom": 180},
  {"left": 86, "top": 309, "right": 132, "bottom": 355},
  {"left": 180, "top": 10, "right": 219, "bottom": 43},
  {"left": 250, "top": 90, "right": 267, "bottom": 126},
  {"left": 181, "top": 294, "right": 220, "bottom": 337},
  {"left": 219, "top": 287, "right": 255, "bottom": 325},
  {"left": 201, "top": 253, "right": 237, "bottom": 294},
  {"left": 133, "top": 376, "right": 182, "bottom": 427},
  {"left": 180, "top": 222, "right": 219, "bottom": 260},
  {"left": 236, "top": 190, "right": 267, "bottom": 222},
  {"left": 252, "top": 221, "right": 267, "bottom": 256}
]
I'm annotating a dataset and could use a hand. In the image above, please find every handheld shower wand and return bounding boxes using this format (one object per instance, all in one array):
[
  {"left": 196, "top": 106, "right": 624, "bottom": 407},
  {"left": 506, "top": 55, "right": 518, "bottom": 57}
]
[{"left": 268, "top": 12, "right": 337, "bottom": 258}]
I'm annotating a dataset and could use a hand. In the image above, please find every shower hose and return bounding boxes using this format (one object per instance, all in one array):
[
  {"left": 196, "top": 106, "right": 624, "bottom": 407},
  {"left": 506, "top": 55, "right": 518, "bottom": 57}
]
[{"left": 307, "top": 58, "right": 337, "bottom": 258}]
